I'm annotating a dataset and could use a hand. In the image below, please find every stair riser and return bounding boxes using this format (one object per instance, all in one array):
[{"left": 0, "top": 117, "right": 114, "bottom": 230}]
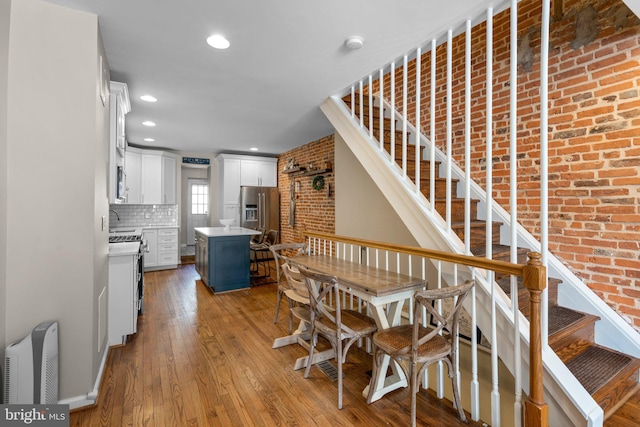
[
  {"left": 515, "top": 282, "right": 558, "bottom": 318},
  {"left": 452, "top": 223, "right": 502, "bottom": 247},
  {"left": 550, "top": 320, "right": 596, "bottom": 353},
  {"left": 434, "top": 200, "right": 478, "bottom": 222},
  {"left": 597, "top": 369, "right": 640, "bottom": 418},
  {"left": 419, "top": 180, "right": 455, "bottom": 199}
]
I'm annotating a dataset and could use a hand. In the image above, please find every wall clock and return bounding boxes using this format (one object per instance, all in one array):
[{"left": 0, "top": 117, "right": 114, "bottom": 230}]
[{"left": 312, "top": 175, "right": 325, "bottom": 191}]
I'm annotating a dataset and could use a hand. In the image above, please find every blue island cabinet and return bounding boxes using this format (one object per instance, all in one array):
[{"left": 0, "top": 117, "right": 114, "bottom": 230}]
[{"left": 194, "top": 227, "right": 261, "bottom": 292}]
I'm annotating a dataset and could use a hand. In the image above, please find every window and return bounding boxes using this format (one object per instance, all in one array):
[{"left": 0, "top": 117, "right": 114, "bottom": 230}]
[{"left": 191, "top": 183, "right": 208, "bottom": 215}]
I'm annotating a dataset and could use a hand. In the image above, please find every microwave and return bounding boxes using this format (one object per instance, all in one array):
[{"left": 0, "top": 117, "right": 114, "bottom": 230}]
[{"left": 116, "top": 166, "right": 126, "bottom": 201}]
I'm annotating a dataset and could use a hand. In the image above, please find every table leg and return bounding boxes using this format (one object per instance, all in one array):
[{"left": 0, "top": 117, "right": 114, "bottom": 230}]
[{"left": 272, "top": 319, "right": 310, "bottom": 348}]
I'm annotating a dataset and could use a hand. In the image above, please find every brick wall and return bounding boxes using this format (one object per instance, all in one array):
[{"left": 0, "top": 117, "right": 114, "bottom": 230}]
[
  {"left": 277, "top": 135, "right": 335, "bottom": 244},
  {"left": 365, "top": 0, "right": 640, "bottom": 328}
]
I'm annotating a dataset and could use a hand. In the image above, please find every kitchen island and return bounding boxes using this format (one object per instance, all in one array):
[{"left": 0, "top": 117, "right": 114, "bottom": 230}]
[{"left": 194, "top": 227, "right": 261, "bottom": 293}]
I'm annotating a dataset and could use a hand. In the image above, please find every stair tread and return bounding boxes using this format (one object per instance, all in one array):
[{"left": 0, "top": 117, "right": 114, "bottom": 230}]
[
  {"left": 566, "top": 344, "right": 640, "bottom": 395},
  {"left": 547, "top": 305, "right": 598, "bottom": 336},
  {"left": 469, "top": 244, "right": 528, "bottom": 257},
  {"left": 494, "top": 275, "right": 561, "bottom": 295},
  {"left": 450, "top": 220, "right": 502, "bottom": 228}
]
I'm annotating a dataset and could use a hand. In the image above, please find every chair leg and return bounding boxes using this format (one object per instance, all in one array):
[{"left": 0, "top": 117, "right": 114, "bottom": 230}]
[
  {"left": 410, "top": 362, "right": 419, "bottom": 427},
  {"left": 304, "top": 330, "right": 316, "bottom": 379},
  {"left": 274, "top": 290, "right": 282, "bottom": 324},
  {"left": 449, "top": 359, "right": 467, "bottom": 422},
  {"left": 337, "top": 338, "right": 343, "bottom": 409},
  {"left": 287, "top": 298, "right": 294, "bottom": 334},
  {"left": 366, "top": 349, "right": 381, "bottom": 404}
]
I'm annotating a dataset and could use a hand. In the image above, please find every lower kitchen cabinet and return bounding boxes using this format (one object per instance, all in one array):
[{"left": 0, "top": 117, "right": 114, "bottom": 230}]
[
  {"left": 108, "top": 251, "right": 140, "bottom": 346},
  {"left": 144, "top": 227, "right": 178, "bottom": 271},
  {"left": 194, "top": 229, "right": 254, "bottom": 292}
]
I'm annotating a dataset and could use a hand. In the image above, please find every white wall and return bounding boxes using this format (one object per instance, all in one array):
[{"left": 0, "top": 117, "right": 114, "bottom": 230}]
[
  {"left": 5, "top": 0, "right": 108, "bottom": 404},
  {"left": 0, "top": 0, "right": 11, "bottom": 391}
]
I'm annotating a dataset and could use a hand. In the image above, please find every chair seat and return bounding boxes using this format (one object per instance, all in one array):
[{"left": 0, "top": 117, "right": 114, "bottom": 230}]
[
  {"left": 290, "top": 305, "right": 311, "bottom": 324},
  {"left": 317, "top": 310, "right": 378, "bottom": 336},
  {"left": 373, "top": 325, "right": 451, "bottom": 361}
]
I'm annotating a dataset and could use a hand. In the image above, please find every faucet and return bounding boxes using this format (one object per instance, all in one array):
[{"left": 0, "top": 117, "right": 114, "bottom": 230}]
[{"left": 110, "top": 209, "right": 120, "bottom": 221}]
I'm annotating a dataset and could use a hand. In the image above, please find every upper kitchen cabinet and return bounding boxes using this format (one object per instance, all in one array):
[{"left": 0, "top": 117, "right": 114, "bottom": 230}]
[
  {"left": 125, "top": 147, "right": 177, "bottom": 204},
  {"left": 240, "top": 157, "right": 277, "bottom": 187},
  {"left": 216, "top": 154, "right": 277, "bottom": 221},
  {"left": 108, "top": 82, "right": 131, "bottom": 204}
]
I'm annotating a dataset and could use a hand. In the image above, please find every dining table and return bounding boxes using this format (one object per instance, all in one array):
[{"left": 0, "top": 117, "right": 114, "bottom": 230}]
[{"left": 272, "top": 254, "right": 426, "bottom": 403}]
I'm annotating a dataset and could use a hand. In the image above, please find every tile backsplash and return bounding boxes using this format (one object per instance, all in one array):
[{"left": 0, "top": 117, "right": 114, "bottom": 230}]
[{"left": 109, "top": 204, "right": 178, "bottom": 229}]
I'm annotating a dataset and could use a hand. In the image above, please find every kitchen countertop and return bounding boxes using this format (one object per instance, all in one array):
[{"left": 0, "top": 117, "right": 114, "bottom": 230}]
[
  {"left": 109, "top": 227, "right": 143, "bottom": 235},
  {"left": 195, "top": 227, "right": 261, "bottom": 237},
  {"left": 108, "top": 242, "right": 141, "bottom": 257}
]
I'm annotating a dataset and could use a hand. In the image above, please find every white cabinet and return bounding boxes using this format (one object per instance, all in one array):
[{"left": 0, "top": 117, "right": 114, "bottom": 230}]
[
  {"left": 157, "top": 228, "right": 178, "bottom": 266},
  {"left": 144, "top": 229, "right": 158, "bottom": 268},
  {"left": 217, "top": 154, "right": 277, "bottom": 223},
  {"left": 125, "top": 147, "right": 177, "bottom": 204},
  {"left": 220, "top": 156, "right": 241, "bottom": 221},
  {"left": 108, "top": 251, "right": 140, "bottom": 346},
  {"left": 144, "top": 227, "right": 178, "bottom": 271},
  {"left": 125, "top": 149, "right": 141, "bottom": 204},
  {"left": 108, "top": 82, "right": 130, "bottom": 203},
  {"left": 240, "top": 158, "right": 277, "bottom": 187},
  {"left": 141, "top": 153, "right": 162, "bottom": 204},
  {"left": 162, "top": 154, "right": 177, "bottom": 204}
]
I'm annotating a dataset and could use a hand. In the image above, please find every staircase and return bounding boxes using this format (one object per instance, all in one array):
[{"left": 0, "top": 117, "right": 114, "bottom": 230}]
[{"left": 344, "top": 93, "right": 640, "bottom": 420}]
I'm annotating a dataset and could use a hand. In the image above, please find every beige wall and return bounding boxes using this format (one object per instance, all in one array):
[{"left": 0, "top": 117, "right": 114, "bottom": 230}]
[
  {"left": 0, "top": 0, "right": 10, "bottom": 384},
  {"left": 334, "top": 132, "right": 418, "bottom": 246},
  {"left": 5, "top": 0, "right": 108, "bottom": 403}
]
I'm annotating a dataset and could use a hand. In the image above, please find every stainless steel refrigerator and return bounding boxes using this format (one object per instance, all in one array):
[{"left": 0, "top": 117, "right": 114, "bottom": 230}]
[{"left": 240, "top": 186, "right": 279, "bottom": 236}]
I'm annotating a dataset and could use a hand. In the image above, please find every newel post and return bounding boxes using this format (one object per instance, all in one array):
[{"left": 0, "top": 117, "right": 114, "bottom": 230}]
[{"left": 523, "top": 252, "right": 548, "bottom": 427}]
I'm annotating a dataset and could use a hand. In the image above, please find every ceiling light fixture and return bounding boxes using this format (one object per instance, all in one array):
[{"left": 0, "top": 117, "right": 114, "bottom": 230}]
[
  {"left": 250, "top": 147, "right": 258, "bottom": 151},
  {"left": 142, "top": 121, "right": 156, "bottom": 127},
  {"left": 207, "top": 34, "right": 230, "bottom": 50},
  {"left": 140, "top": 95, "right": 157, "bottom": 102},
  {"left": 345, "top": 36, "right": 364, "bottom": 50},
  {"left": 144, "top": 138, "right": 155, "bottom": 142}
]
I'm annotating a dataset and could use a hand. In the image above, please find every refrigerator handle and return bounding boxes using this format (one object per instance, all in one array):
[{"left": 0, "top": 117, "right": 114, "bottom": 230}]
[{"left": 258, "top": 192, "right": 263, "bottom": 229}]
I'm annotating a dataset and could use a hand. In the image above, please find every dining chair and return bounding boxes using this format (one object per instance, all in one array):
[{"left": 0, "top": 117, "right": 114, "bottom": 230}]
[
  {"left": 250, "top": 230, "right": 279, "bottom": 281},
  {"left": 269, "top": 243, "right": 308, "bottom": 331},
  {"left": 298, "top": 266, "right": 378, "bottom": 409},
  {"left": 367, "top": 280, "right": 474, "bottom": 426},
  {"left": 280, "top": 261, "right": 311, "bottom": 328}
]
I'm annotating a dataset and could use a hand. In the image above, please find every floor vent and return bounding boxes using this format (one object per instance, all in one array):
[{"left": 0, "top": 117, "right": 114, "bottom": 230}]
[{"left": 317, "top": 360, "right": 341, "bottom": 382}]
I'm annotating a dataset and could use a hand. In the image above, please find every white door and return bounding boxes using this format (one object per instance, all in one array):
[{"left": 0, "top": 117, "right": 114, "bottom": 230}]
[{"left": 187, "top": 179, "right": 209, "bottom": 245}]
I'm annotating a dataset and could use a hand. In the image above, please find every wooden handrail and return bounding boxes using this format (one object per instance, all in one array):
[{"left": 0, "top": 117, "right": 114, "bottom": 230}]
[{"left": 302, "top": 231, "right": 548, "bottom": 427}]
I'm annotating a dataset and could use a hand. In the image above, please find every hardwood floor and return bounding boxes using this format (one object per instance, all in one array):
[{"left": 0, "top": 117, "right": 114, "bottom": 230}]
[{"left": 71, "top": 264, "right": 483, "bottom": 426}]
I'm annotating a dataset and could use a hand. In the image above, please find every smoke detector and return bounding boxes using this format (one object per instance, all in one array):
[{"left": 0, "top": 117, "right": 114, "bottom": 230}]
[{"left": 345, "top": 36, "right": 364, "bottom": 50}]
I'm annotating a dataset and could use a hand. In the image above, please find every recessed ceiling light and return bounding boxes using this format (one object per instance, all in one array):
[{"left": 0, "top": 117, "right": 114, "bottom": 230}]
[
  {"left": 250, "top": 147, "right": 258, "bottom": 151},
  {"left": 207, "top": 34, "right": 230, "bottom": 50},
  {"left": 142, "top": 121, "right": 156, "bottom": 127},
  {"left": 144, "top": 138, "right": 155, "bottom": 142},
  {"left": 140, "top": 95, "right": 157, "bottom": 102}
]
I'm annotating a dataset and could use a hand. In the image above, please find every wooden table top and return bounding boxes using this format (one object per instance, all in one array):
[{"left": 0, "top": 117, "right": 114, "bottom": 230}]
[{"left": 288, "top": 255, "right": 425, "bottom": 298}]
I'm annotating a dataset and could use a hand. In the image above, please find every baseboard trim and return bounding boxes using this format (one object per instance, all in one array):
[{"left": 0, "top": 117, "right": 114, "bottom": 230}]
[{"left": 60, "top": 346, "right": 111, "bottom": 410}]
